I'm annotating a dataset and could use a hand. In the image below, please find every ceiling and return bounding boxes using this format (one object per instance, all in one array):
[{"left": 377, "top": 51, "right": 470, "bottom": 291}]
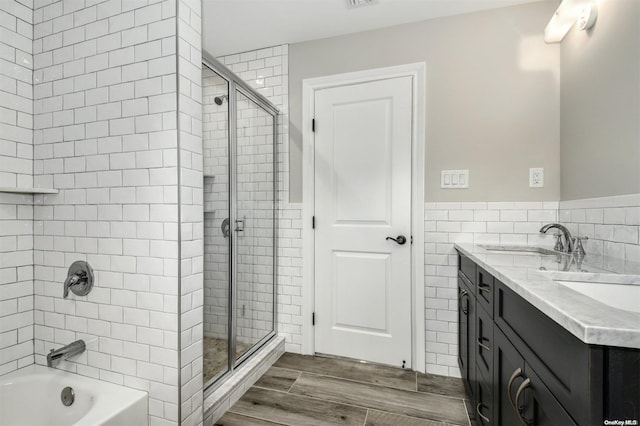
[{"left": 202, "top": 0, "right": 546, "bottom": 57}]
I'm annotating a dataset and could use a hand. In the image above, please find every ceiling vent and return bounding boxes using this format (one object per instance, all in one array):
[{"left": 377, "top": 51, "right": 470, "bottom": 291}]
[{"left": 347, "top": 0, "right": 379, "bottom": 8}]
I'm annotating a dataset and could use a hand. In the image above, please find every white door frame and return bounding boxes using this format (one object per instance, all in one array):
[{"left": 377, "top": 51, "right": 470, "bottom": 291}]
[{"left": 301, "top": 63, "right": 426, "bottom": 373}]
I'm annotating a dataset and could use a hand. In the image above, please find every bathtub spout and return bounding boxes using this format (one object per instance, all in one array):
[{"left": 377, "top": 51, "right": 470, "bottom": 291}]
[{"left": 47, "top": 340, "right": 86, "bottom": 368}]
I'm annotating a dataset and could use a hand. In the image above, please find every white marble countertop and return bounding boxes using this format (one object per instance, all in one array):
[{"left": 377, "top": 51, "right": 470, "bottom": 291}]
[{"left": 455, "top": 243, "right": 640, "bottom": 349}]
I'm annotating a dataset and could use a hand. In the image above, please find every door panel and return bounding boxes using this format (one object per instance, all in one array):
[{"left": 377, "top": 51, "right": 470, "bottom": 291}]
[
  {"left": 334, "top": 251, "right": 389, "bottom": 332},
  {"left": 314, "top": 76, "right": 413, "bottom": 367},
  {"left": 332, "top": 99, "right": 392, "bottom": 224}
]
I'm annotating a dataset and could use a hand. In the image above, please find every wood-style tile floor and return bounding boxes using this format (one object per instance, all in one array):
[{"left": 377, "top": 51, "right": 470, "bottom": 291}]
[{"left": 215, "top": 353, "right": 472, "bottom": 426}]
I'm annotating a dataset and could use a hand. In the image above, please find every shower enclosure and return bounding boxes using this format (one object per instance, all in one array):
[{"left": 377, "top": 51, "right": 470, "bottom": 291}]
[{"left": 202, "top": 56, "right": 278, "bottom": 390}]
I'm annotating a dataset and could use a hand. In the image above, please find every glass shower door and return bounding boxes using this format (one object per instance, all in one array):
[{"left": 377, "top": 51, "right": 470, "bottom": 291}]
[
  {"left": 202, "top": 66, "right": 231, "bottom": 386},
  {"left": 233, "top": 89, "right": 276, "bottom": 363}
]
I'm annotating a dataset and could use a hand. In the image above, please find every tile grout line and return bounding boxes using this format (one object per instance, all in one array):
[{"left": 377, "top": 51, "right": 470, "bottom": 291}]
[
  {"left": 286, "top": 370, "right": 302, "bottom": 393},
  {"left": 363, "top": 409, "right": 369, "bottom": 425}
]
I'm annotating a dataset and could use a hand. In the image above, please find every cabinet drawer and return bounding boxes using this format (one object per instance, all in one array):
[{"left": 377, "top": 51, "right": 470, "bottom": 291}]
[
  {"left": 494, "top": 281, "right": 601, "bottom": 425},
  {"left": 458, "top": 252, "right": 476, "bottom": 290},
  {"left": 476, "top": 267, "right": 494, "bottom": 316},
  {"left": 476, "top": 304, "right": 493, "bottom": 381}
]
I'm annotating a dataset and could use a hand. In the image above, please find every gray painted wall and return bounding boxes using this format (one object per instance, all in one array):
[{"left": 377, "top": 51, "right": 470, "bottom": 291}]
[
  {"left": 560, "top": 0, "right": 640, "bottom": 201},
  {"left": 289, "top": 1, "right": 560, "bottom": 202}
]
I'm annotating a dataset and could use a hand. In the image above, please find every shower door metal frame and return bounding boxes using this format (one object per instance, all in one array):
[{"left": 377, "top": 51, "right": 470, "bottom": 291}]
[{"left": 202, "top": 53, "right": 279, "bottom": 395}]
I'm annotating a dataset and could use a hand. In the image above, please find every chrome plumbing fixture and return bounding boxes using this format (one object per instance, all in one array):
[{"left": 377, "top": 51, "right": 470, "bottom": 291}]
[
  {"left": 214, "top": 94, "right": 228, "bottom": 105},
  {"left": 60, "top": 387, "right": 75, "bottom": 406},
  {"left": 47, "top": 340, "right": 86, "bottom": 368},
  {"left": 63, "top": 260, "right": 94, "bottom": 298},
  {"left": 572, "top": 236, "right": 588, "bottom": 258},
  {"left": 221, "top": 217, "right": 230, "bottom": 238},
  {"left": 539, "top": 223, "right": 574, "bottom": 254}
]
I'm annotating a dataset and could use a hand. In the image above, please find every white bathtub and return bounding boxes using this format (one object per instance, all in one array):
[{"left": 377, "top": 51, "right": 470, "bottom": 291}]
[{"left": 0, "top": 365, "right": 148, "bottom": 426}]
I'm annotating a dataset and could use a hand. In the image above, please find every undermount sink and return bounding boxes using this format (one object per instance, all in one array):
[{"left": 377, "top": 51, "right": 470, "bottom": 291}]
[
  {"left": 556, "top": 280, "right": 640, "bottom": 314},
  {"left": 479, "top": 245, "right": 561, "bottom": 256}
]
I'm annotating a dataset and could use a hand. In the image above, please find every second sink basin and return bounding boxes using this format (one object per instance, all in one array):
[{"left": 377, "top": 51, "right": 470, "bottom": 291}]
[
  {"left": 556, "top": 280, "right": 640, "bottom": 314},
  {"left": 479, "top": 245, "right": 561, "bottom": 256}
]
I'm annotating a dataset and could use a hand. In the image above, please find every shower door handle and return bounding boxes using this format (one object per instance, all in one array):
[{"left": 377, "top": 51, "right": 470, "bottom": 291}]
[{"left": 235, "top": 218, "right": 245, "bottom": 232}]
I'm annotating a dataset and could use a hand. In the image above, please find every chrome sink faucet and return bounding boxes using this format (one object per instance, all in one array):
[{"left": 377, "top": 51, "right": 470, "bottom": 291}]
[
  {"left": 539, "top": 223, "right": 574, "bottom": 254},
  {"left": 47, "top": 340, "right": 86, "bottom": 367}
]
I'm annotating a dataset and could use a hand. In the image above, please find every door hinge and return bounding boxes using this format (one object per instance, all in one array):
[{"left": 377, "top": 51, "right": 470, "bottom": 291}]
[
  {"left": 312, "top": 215, "right": 315, "bottom": 229},
  {"left": 312, "top": 312, "right": 316, "bottom": 326},
  {"left": 411, "top": 235, "right": 413, "bottom": 244},
  {"left": 312, "top": 118, "right": 315, "bottom": 132}
]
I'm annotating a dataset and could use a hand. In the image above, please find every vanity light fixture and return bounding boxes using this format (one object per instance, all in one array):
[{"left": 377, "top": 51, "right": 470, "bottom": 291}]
[{"left": 544, "top": 0, "right": 598, "bottom": 43}]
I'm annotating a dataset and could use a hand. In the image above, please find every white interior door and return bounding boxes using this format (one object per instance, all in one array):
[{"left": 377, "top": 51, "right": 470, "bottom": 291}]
[{"left": 314, "top": 76, "right": 413, "bottom": 368}]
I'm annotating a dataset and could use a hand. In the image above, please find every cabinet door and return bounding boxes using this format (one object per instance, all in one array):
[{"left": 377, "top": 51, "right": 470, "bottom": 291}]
[
  {"left": 493, "top": 327, "right": 526, "bottom": 426},
  {"left": 458, "top": 277, "right": 476, "bottom": 399},
  {"left": 476, "top": 368, "right": 493, "bottom": 426},
  {"left": 522, "top": 363, "right": 578, "bottom": 426},
  {"left": 476, "top": 303, "right": 493, "bottom": 381}
]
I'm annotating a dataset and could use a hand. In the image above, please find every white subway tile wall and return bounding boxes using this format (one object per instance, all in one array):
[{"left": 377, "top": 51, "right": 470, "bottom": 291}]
[
  {"left": 424, "top": 201, "right": 558, "bottom": 376},
  {"left": 559, "top": 194, "right": 640, "bottom": 261},
  {"left": 27, "top": 0, "right": 202, "bottom": 424},
  {"left": 177, "top": 0, "right": 204, "bottom": 423},
  {"left": 0, "top": 0, "right": 34, "bottom": 189},
  {"left": 0, "top": 0, "right": 35, "bottom": 376},
  {"left": 0, "top": 193, "right": 34, "bottom": 375}
]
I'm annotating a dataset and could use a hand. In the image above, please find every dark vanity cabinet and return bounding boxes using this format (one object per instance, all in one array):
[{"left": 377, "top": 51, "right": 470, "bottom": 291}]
[
  {"left": 458, "top": 269, "right": 476, "bottom": 401},
  {"left": 456, "top": 251, "right": 640, "bottom": 426}
]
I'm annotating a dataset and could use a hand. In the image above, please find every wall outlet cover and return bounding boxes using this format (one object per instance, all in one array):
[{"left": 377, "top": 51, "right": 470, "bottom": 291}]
[{"left": 529, "top": 168, "right": 544, "bottom": 188}]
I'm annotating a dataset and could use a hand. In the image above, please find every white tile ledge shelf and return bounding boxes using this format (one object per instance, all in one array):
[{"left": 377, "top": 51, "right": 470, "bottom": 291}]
[
  {"left": 455, "top": 243, "right": 640, "bottom": 349},
  {"left": 0, "top": 187, "right": 58, "bottom": 194}
]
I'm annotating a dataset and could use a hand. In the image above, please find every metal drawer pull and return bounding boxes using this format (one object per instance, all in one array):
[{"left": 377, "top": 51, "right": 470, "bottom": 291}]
[
  {"left": 476, "top": 403, "right": 490, "bottom": 424},
  {"left": 507, "top": 368, "right": 523, "bottom": 411},
  {"left": 479, "top": 284, "right": 491, "bottom": 293},
  {"left": 515, "top": 377, "right": 532, "bottom": 426},
  {"left": 458, "top": 289, "right": 469, "bottom": 314},
  {"left": 477, "top": 337, "right": 490, "bottom": 351}
]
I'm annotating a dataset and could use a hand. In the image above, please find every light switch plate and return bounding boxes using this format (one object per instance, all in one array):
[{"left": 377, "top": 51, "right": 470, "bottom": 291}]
[
  {"left": 529, "top": 168, "right": 544, "bottom": 188},
  {"left": 441, "top": 170, "right": 469, "bottom": 189}
]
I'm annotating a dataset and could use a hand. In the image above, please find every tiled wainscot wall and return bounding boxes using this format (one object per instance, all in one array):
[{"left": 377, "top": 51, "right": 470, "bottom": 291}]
[
  {"left": 559, "top": 194, "right": 640, "bottom": 262},
  {"left": 424, "top": 201, "right": 559, "bottom": 376}
]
